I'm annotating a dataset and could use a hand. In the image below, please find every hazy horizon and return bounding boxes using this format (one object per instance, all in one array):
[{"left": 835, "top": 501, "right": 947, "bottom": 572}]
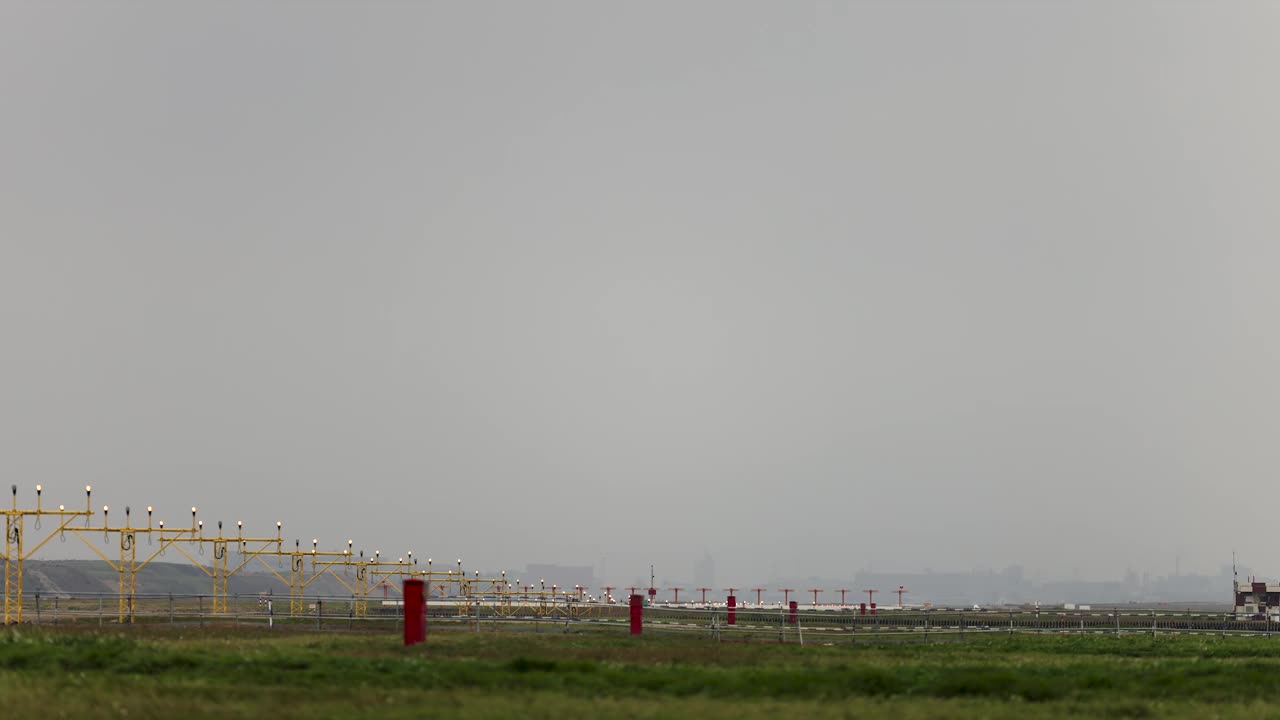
[{"left": 5, "top": 2, "right": 1279, "bottom": 588}]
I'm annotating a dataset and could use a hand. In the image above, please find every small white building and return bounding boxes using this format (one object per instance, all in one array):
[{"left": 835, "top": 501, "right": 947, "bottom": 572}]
[{"left": 1234, "top": 579, "right": 1280, "bottom": 619}]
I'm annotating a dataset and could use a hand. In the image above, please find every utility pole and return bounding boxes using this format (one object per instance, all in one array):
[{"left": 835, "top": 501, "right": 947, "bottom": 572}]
[
  {"left": 837, "top": 589, "right": 850, "bottom": 607},
  {"left": 752, "top": 588, "right": 767, "bottom": 606},
  {"left": 808, "top": 588, "right": 823, "bottom": 607},
  {"left": 864, "top": 589, "right": 879, "bottom": 607},
  {"left": 896, "top": 585, "right": 909, "bottom": 608},
  {"left": 696, "top": 587, "right": 713, "bottom": 604}
]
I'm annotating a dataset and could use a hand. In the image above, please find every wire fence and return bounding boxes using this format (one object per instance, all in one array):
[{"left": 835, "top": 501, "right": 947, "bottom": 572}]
[
  {"left": 17, "top": 591, "right": 395, "bottom": 630},
  {"left": 14, "top": 591, "right": 631, "bottom": 631},
  {"left": 624, "top": 605, "right": 1280, "bottom": 642},
  {"left": 14, "top": 592, "right": 1276, "bottom": 643}
]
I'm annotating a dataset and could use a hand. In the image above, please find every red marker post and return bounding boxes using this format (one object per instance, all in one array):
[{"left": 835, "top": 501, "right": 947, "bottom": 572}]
[
  {"left": 630, "top": 593, "right": 644, "bottom": 635},
  {"left": 788, "top": 600, "right": 798, "bottom": 625},
  {"left": 403, "top": 578, "right": 426, "bottom": 646},
  {"left": 726, "top": 594, "right": 737, "bottom": 625}
]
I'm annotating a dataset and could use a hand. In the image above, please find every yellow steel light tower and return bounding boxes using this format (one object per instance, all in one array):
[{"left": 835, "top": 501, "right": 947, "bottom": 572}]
[
  {"left": 3, "top": 485, "right": 92, "bottom": 624},
  {"left": 234, "top": 533, "right": 309, "bottom": 616},
  {"left": 301, "top": 538, "right": 362, "bottom": 607},
  {"left": 252, "top": 538, "right": 364, "bottom": 616},
  {"left": 421, "top": 557, "right": 466, "bottom": 601},
  {"left": 77, "top": 504, "right": 287, "bottom": 617},
  {"left": 69, "top": 500, "right": 199, "bottom": 622},
  {"left": 359, "top": 550, "right": 420, "bottom": 612},
  {"left": 353, "top": 550, "right": 371, "bottom": 617},
  {"left": 462, "top": 568, "right": 511, "bottom": 617},
  {"left": 161, "top": 513, "right": 284, "bottom": 614},
  {"left": 351, "top": 547, "right": 417, "bottom": 617},
  {"left": 419, "top": 558, "right": 505, "bottom": 617}
]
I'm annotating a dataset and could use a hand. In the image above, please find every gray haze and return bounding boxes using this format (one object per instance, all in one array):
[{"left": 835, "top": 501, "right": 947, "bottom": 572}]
[{"left": 3, "top": 2, "right": 1278, "bottom": 590}]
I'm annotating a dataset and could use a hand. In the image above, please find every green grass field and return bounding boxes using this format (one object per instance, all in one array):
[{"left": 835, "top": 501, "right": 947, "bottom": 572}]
[{"left": 4, "top": 625, "right": 1280, "bottom": 718}]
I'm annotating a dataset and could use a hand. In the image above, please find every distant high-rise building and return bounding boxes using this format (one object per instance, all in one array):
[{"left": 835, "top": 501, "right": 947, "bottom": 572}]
[{"left": 694, "top": 552, "right": 715, "bottom": 589}]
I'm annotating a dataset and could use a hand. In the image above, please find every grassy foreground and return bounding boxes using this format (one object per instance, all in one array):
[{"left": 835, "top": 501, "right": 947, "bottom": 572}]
[{"left": 4, "top": 626, "right": 1280, "bottom": 718}]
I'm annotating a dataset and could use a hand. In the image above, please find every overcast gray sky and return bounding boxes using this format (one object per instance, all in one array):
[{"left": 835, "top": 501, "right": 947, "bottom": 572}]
[{"left": 3, "top": 1, "right": 1278, "bottom": 586}]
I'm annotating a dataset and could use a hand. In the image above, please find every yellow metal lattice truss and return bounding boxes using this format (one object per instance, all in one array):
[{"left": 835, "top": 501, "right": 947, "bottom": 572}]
[
  {"left": 3, "top": 485, "right": 582, "bottom": 625},
  {"left": 3, "top": 485, "right": 91, "bottom": 624}
]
